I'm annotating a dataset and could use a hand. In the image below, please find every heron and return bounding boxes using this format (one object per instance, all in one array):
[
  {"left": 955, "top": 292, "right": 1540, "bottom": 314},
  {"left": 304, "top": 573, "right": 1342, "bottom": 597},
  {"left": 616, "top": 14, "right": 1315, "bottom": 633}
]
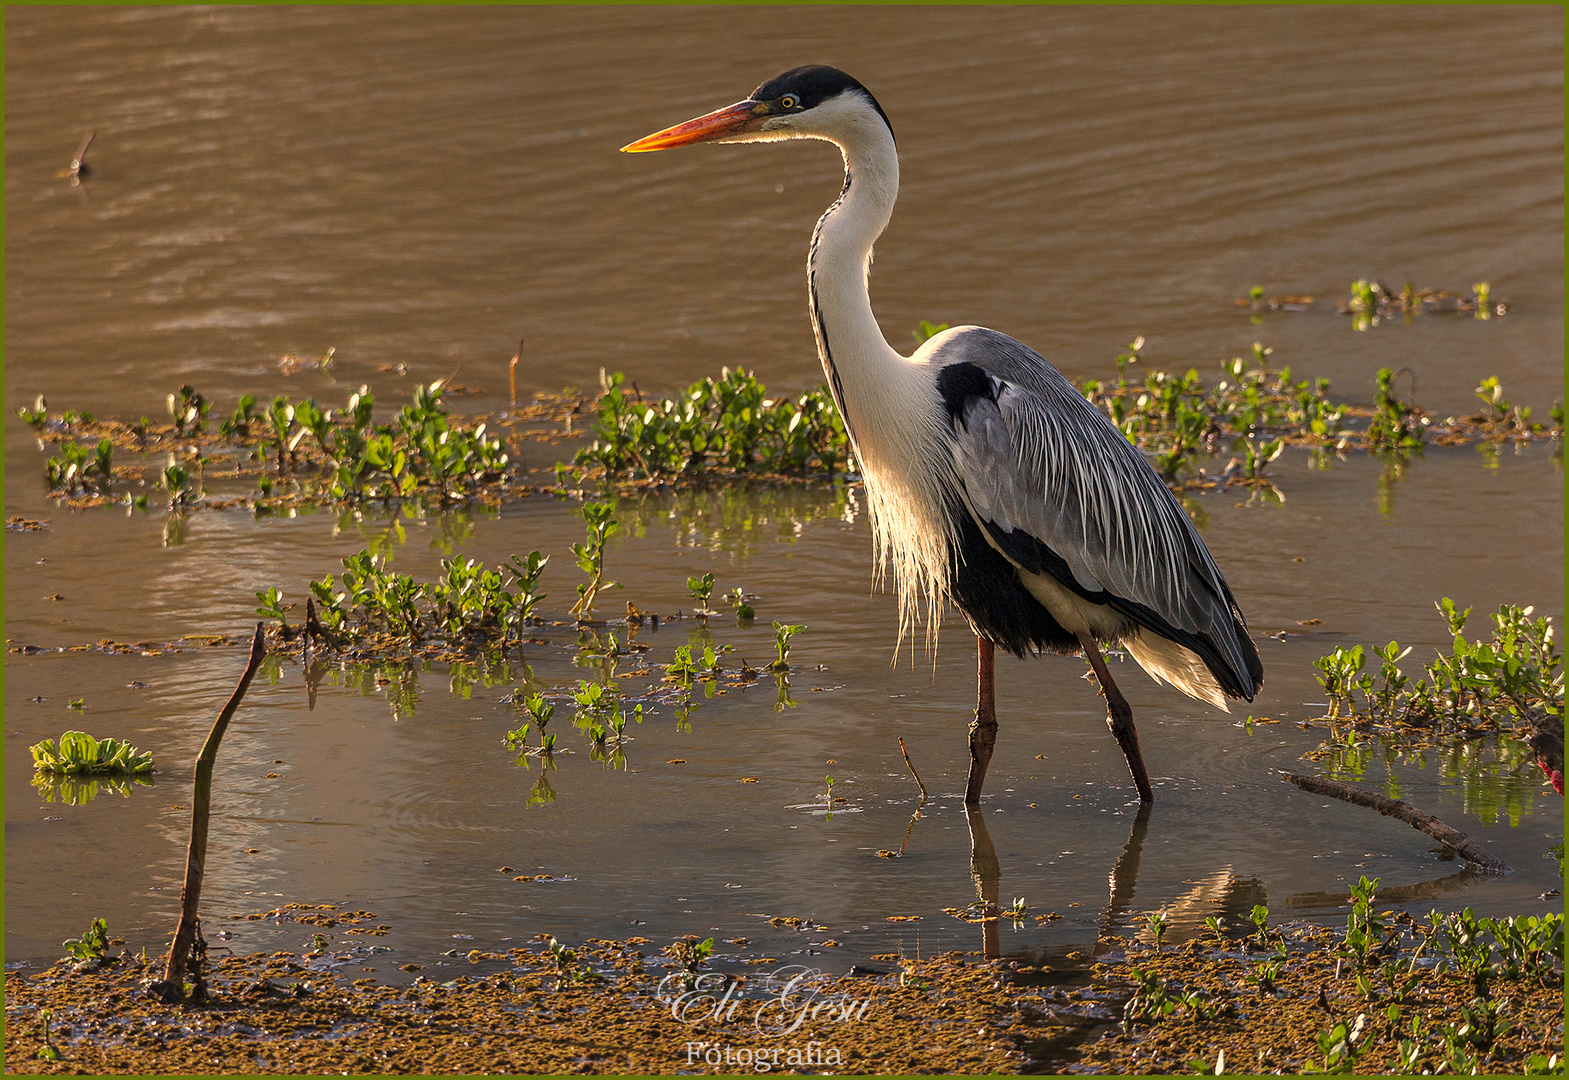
[{"left": 623, "top": 66, "right": 1263, "bottom": 804}]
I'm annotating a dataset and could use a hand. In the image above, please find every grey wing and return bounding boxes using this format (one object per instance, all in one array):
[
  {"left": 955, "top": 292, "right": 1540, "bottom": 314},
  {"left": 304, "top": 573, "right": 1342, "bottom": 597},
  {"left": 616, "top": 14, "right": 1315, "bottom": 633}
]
[{"left": 931, "top": 328, "right": 1261, "bottom": 698}]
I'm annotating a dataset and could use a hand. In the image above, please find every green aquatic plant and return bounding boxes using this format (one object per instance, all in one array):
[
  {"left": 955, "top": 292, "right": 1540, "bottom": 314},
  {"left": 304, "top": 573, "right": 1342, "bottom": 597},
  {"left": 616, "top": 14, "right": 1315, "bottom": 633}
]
[
  {"left": 32, "top": 731, "right": 154, "bottom": 776},
  {"left": 1145, "top": 909, "right": 1168, "bottom": 952},
  {"left": 686, "top": 571, "right": 716, "bottom": 613},
  {"left": 570, "top": 501, "right": 620, "bottom": 621},
  {"left": 18, "top": 393, "right": 50, "bottom": 429},
  {"left": 62, "top": 917, "right": 111, "bottom": 961},
  {"left": 161, "top": 461, "right": 196, "bottom": 507},
  {"left": 265, "top": 545, "right": 548, "bottom": 650},
  {"left": 1367, "top": 367, "right": 1425, "bottom": 453},
  {"left": 1340, "top": 876, "right": 1390, "bottom": 970},
  {"left": 1078, "top": 339, "right": 1353, "bottom": 484},
  {"left": 767, "top": 621, "right": 806, "bottom": 673},
  {"left": 1312, "top": 600, "right": 1561, "bottom": 735},
  {"left": 573, "top": 367, "right": 851, "bottom": 482},
  {"left": 1339, "top": 279, "right": 1502, "bottom": 328},
  {"left": 168, "top": 384, "right": 211, "bottom": 436},
  {"left": 723, "top": 586, "right": 756, "bottom": 622},
  {"left": 255, "top": 586, "right": 292, "bottom": 632},
  {"left": 1304, "top": 1014, "right": 1365, "bottom": 1074},
  {"left": 1475, "top": 377, "right": 1532, "bottom": 436},
  {"left": 218, "top": 393, "right": 259, "bottom": 440},
  {"left": 243, "top": 381, "right": 510, "bottom": 503},
  {"left": 664, "top": 934, "right": 715, "bottom": 977},
  {"left": 44, "top": 438, "right": 114, "bottom": 496}
]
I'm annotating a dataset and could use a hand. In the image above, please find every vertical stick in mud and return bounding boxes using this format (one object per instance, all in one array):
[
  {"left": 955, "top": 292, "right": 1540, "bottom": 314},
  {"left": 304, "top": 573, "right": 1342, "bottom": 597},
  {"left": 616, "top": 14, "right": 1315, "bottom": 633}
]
[{"left": 163, "top": 623, "right": 267, "bottom": 992}]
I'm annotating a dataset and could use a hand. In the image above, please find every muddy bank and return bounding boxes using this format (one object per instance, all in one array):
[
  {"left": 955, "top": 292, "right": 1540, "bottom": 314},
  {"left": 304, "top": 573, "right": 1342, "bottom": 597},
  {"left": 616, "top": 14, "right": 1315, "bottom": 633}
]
[
  {"left": 4, "top": 942, "right": 1033, "bottom": 1075},
  {"left": 7, "top": 897, "right": 1562, "bottom": 1074}
]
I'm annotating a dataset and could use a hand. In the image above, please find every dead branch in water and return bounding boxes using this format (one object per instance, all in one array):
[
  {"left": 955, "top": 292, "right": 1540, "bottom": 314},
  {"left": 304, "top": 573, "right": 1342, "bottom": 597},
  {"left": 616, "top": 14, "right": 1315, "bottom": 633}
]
[
  {"left": 898, "top": 736, "right": 928, "bottom": 803},
  {"left": 159, "top": 623, "right": 267, "bottom": 999},
  {"left": 1281, "top": 771, "right": 1510, "bottom": 874}
]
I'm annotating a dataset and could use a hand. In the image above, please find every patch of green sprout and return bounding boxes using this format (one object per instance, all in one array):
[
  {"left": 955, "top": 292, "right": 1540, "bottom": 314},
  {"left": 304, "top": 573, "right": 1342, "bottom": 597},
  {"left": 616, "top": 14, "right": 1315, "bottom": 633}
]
[
  {"left": 767, "top": 621, "right": 806, "bottom": 673},
  {"left": 570, "top": 502, "right": 620, "bottom": 622},
  {"left": 44, "top": 438, "right": 114, "bottom": 496},
  {"left": 913, "top": 319, "right": 950, "bottom": 344},
  {"left": 663, "top": 935, "right": 715, "bottom": 979},
  {"left": 168, "top": 384, "right": 211, "bottom": 435},
  {"left": 504, "top": 693, "right": 555, "bottom": 761},
  {"left": 263, "top": 545, "right": 548, "bottom": 654},
  {"left": 36, "top": 1009, "right": 61, "bottom": 1062},
  {"left": 1338, "top": 279, "right": 1504, "bottom": 329},
  {"left": 1310, "top": 599, "right": 1561, "bottom": 737},
  {"left": 62, "top": 917, "right": 111, "bottom": 962},
  {"left": 1367, "top": 367, "right": 1425, "bottom": 453},
  {"left": 18, "top": 394, "right": 50, "bottom": 429},
  {"left": 686, "top": 571, "right": 716, "bottom": 614},
  {"left": 161, "top": 461, "right": 197, "bottom": 508},
  {"left": 573, "top": 367, "right": 851, "bottom": 483},
  {"left": 1093, "top": 886, "right": 1561, "bottom": 1074},
  {"left": 1304, "top": 1013, "right": 1364, "bottom": 1074},
  {"left": 545, "top": 935, "right": 598, "bottom": 985},
  {"left": 1145, "top": 910, "right": 1169, "bottom": 952},
  {"left": 1187, "top": 1048, "right": 1226, "bottom": 1075},
  {"left": 32, "top": 731, "right": 154, "bottom": 776},
  {"left": 1474, "top": 376, "right": 1534, "bottom": 437},
  {"left": 723, "top": 586, "right": 756, "bottom": 622},
  {"left": 30, "top": 380, "right": 514, "bottom": 511}
]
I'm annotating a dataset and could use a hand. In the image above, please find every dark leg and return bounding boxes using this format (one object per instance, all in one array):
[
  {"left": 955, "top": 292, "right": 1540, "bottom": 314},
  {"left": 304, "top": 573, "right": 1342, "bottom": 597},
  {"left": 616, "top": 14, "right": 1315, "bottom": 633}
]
[
  {"left": 1077, "top": 633, "right": 1154, "bottom": 803},
  {"left": 964, "top": 637, "right": 997, "bottom": 805}
]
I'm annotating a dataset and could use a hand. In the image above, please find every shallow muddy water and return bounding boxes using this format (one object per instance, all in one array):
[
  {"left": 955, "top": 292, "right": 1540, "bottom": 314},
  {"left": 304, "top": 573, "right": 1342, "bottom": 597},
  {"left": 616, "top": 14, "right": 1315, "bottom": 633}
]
[{"left": 5, "top": 6, "right": 1563, "bottom": 989}]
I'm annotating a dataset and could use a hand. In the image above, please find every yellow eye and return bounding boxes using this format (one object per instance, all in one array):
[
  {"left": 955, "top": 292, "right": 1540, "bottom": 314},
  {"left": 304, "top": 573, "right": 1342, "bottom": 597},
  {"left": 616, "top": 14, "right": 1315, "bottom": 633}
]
[{"left": 780, "top": 95, "right": 798, "bottom": 110}]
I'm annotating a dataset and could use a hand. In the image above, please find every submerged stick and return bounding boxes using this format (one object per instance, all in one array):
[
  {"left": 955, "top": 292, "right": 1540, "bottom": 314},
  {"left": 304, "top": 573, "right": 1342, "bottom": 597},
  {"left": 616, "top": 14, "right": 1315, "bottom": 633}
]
[
  {"left": 898, "top": 736, "right": 929, "bottom": 802},
  {"left": 71, "top": 130, "right": 96, "bottom": 178},
  {"left": 1281, "top": 772, "right": 1510, "bottom": 874},
  {"left": 509, "top": 338, "right": 523, "bottom": 411},
  {"left": 162, "top": 623, "right": 267, "bottom": 995}
]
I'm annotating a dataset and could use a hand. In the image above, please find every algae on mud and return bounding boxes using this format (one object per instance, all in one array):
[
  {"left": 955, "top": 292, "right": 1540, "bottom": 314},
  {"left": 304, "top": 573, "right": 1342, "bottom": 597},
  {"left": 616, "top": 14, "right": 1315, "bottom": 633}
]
[
  {"left": 6, "top": 891, "right": 1561, "bottom": 1074},
  {"left": 3, "top": 940, "right": 1033, "bottom": 1075}
]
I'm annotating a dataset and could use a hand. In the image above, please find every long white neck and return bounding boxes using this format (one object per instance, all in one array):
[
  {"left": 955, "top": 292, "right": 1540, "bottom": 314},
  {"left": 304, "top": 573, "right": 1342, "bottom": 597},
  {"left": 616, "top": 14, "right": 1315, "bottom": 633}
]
[
  {"left": 804, "top": 115, "right": 957, "bottom": 651},
  {"left": 807, "top": 122, "right": 904, "bottom": 405}
]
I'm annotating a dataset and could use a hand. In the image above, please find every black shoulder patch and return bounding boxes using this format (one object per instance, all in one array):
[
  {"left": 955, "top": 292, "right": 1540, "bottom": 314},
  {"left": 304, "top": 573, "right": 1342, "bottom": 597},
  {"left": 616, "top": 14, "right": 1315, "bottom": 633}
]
[
  {"left": 935, "top": 362, "right": 998, "bottom": 427},
  {"left": 752, "top": 65, "right": 894, "bottom": 141}
]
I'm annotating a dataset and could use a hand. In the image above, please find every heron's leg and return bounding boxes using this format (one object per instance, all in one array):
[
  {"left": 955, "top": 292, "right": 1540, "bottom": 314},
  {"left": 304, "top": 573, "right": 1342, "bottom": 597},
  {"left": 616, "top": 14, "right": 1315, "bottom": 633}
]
[
  {"left": 1077, "top": 634, "right": 1155, "bottom": 803},
  {"left": 965, "top": 637, "right": 997, "bottom": 805}
]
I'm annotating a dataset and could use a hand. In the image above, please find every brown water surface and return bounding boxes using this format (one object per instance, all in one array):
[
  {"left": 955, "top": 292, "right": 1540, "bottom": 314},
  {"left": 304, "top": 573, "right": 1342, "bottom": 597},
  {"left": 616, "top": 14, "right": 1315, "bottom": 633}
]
[{"left": 5, "top": 6, "right": 1563, "bottom": 993}]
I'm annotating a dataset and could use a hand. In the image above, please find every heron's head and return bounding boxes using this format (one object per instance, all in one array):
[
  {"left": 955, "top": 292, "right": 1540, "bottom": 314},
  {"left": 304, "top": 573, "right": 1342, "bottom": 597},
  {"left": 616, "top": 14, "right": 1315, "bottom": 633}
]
[{"left": 621, "top": 65, "right": 893, "bottom": 154}]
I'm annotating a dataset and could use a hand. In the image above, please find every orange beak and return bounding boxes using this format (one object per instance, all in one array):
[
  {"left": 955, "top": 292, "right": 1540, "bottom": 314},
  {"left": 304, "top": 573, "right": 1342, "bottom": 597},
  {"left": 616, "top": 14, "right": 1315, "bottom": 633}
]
[{"left": 620, "top": 100, "right": 767, "bottom": 153}]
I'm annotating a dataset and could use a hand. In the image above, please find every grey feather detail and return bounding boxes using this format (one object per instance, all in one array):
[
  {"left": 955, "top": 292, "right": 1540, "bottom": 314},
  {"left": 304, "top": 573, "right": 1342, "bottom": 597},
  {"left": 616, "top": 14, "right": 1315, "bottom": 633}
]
[{"left": 931, "top": 327, "right": 1256, "bottom": 694}]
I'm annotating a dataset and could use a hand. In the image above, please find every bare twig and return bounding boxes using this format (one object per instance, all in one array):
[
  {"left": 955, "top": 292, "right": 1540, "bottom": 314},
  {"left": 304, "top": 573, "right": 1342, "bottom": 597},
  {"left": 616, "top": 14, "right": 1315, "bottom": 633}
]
[
  {"left": 1281, "top": 771, "right": 1510, "bottom": 874},
  {"left": 509, "top": 338, "right": 523, "bottom": 411},
  {"left": 71, "top": 131, "right": 95, "bottom": 178},
  {"left": 162, "top": 623, "right": 268, "bottom": 996},
  {"left": 898, "top": 736, "right": 928, "bottom": 802}
]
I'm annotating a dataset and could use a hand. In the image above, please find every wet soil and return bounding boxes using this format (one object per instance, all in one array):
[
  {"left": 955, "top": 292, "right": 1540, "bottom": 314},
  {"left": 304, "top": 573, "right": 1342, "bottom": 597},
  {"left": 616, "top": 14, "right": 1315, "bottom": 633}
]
[
  {"left": 6, "top": 911, "right": 1561, "bottom": 1074},
  {"left": 5, "top": 941, "right": 1029, "bottom": 1075}
]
